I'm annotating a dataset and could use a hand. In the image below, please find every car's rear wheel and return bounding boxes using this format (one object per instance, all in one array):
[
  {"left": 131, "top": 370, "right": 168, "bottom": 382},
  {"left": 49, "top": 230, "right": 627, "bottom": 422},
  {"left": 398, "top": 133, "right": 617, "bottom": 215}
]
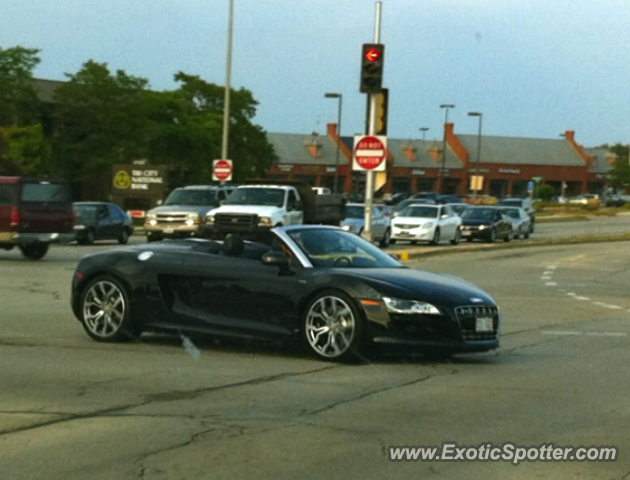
[
  {"left": 84, "top": 228, "right": 95, "bottom": 245},
  {"left": 488, "top": 229, "right": 496, "bottom": 243},
  {"left": 80, "top": 276, "right": 136, "bottom": 342},
  {"left": 303, "top": 291, "right": 364, "bottom": 362},
  {"left": 19, "top": 243, "right": 49, "bottom": 260},
  {"left": 504, "top": 231, "right": 511, "bottom": 242},
  {"left": 118, "top": 229, "right": 129, "bottom": 245}
]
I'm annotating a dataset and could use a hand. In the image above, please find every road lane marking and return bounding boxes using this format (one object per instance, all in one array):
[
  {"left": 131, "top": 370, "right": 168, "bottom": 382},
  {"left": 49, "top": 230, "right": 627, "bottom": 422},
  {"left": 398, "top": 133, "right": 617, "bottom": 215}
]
[
  {"left": 542, "top": 331, "right": 627, "bottom": 337},
  {"left": 546, "top": 282, "right": 558, "bottom": 286},
  {"left": 592, "top": 302, "right": 623, "bottom": 310}
]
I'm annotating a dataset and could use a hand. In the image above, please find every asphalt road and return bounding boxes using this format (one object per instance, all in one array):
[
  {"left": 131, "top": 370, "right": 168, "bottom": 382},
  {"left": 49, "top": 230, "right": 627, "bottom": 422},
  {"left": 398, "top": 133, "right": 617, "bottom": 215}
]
[{"left": 1, "top": 227, "right": 630, "bottom": 479}]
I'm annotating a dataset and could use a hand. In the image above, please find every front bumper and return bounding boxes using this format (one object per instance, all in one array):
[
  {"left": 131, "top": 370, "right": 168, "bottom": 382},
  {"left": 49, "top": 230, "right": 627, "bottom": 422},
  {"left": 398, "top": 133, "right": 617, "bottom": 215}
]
[
  {"left": 144, "top": 222, "right": 201, "bottom": 239},
  {"left": 459, "top": 226, "right": 492, "bottom": 240},
  {"left": 391, "top": 225, "right": 435, "bottom": 242}
]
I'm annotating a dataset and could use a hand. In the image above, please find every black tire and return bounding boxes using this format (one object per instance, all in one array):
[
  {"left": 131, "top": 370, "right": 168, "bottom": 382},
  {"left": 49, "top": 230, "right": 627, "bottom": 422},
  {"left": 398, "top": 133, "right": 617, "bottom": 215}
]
[
  {"left": 429, "top": 229, "right": 441, "bottom": 245},
  {"left": 488, "top": 229, "right": 496, "bottom": 243},
  {"left": 379, "top": 228, "right": 391, "bottom": 248},
  {"left": 79, "top": 275, "right": 137, "bottom": 342},
  {"left": 389, "top": 239, "right": 397, "bottom": 245},
  {"left": 118, "top": 229, "right": 129, "bottom": 245},
  {"left": 302, "top": 290, "right": 364, "bottom": 362},
  {"left": 529, "top": 221, "right": 535, "bottom": 233},
  {"left": 504, "top": 231, "right": 511, "bottom": 242},
  {"left": 450, "top": 228, "right": 461, "bottom": 245},
  {"left": 84, "top": 228, "right": 95, "bottom": 245},
  {"left": 524, "top": 230, "right": 530, "bottom": 239},
  {"left": 466, "top": 237, "right": 473, "bottom": 242},
  {"left": 146, "top": 236, "right": 161, "bottom": 243},
  {"left": 19, "top": 243, "right": 49, "bottom": 260}
]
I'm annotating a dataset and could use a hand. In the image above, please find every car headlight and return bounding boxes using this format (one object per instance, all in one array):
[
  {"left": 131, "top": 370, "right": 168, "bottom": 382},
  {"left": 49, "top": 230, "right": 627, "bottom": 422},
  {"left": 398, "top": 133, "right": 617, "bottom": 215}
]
[
  {"left": 382, "top": 297, "right": 441, "bottom": 315},
  {"left": 186, "top": 212, "right": 200, "bottom": 226},
  {"left": 205, "top": 214, "right": 215, "bottom": 225},
  {"left": 478, "top": 224, "right": 489, "bottom": 230},
  {"left": 73, "top": 224, "right": 85, "bottom": 230},
  {"left": 145, "top": 212, "right": 156, "bottom": 221},
  {"left": 258, "top": 216, "right": 272, "bottom": 226},
  {"left": 421, "top": 222, "right": 435, "bottom": 229}
]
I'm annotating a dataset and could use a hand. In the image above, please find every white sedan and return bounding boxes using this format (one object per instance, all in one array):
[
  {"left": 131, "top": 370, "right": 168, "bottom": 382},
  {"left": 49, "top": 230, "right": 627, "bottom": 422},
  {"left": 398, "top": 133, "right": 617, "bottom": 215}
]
[{"left": 390, "top": 204, "right": 462, "bottom": 245}]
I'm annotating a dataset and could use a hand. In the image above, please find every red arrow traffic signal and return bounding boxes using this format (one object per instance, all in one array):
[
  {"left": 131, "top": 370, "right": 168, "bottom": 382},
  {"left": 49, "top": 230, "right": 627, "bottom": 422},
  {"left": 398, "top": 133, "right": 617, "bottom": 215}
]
[{"left": 360, "top": 43, "right": 385, "bottom": 94}]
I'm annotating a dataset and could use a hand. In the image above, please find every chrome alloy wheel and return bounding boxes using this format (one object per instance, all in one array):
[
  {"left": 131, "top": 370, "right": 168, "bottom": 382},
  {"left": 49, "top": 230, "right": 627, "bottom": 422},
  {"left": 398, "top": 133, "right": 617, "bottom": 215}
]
[
  {"left": 82, "top": 280, "right": 127, "bottom": 339},
  {"left": 305, "top": 295, "right": 357, "bottom": 359}
]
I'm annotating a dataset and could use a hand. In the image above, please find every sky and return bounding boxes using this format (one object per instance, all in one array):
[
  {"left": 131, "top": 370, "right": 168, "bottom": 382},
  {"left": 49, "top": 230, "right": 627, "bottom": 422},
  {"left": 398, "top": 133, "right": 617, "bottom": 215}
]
[{"left": 2, "top": 0, "right": 629, "bottom": 148}]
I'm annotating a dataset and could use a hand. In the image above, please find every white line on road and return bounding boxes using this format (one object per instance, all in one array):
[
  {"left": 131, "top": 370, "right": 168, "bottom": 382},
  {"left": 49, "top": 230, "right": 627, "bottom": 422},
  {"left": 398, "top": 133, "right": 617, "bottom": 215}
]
[
  {"left": 592, "top": 302, "right": 623, "bottom": 310},
  {"left": 542, "top": 331, "right": 627, "bottom": 337},
  {"left": 546, "top": 282, "right": 558, "bottom": 286}
]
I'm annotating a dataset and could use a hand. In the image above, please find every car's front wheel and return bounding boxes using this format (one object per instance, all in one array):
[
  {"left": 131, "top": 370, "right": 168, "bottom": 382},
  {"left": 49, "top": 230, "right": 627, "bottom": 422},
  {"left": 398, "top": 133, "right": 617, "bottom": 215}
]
[
  {"left": 303, "top": 291, "right": 364, "bottom": 362},
  {"left": 450, "top": 229, "right": 461, "bottom": 245},
  {"left": 79, "top": 276, "right": 137, "bottom": 342},
  {"left": 379, "top": 228, "right": 391, "bottom": 248}
]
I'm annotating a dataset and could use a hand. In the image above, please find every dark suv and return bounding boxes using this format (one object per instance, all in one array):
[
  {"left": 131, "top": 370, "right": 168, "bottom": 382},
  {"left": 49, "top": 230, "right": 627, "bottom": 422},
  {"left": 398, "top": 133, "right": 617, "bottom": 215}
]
[{"left": 0, "top": 176, "right": 75, "bottom": 260}]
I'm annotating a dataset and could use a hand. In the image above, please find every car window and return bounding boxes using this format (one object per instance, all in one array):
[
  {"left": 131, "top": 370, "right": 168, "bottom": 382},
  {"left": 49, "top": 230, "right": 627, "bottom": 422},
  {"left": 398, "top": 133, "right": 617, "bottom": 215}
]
[
  {"left": 21, "top": 181, "right": 71, "bottom": 202},
  {"left": 108, "top": 204, "right": 124, "bottom": 221},
  {"left": 0, "top": 184, "right": 16, "bottom": 204},
  {"left": 345, "top": 206, "right": 363, "bottom": 219},
  {"left": 289, "top": 228, "right": 401, "bottom": 269},
  {"left": 399, "top": 205, "right": 439, "bottom": 218}
]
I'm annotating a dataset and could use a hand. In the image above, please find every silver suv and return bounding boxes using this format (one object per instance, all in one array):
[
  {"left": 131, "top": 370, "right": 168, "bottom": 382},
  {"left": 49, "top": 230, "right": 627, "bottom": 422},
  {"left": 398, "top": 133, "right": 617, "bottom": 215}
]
[
  {"left": 496, "top": 197, "right": 535, "bottom": 233},
  {"left": 144, "top": 185, "right": 235, "bottom": 242}
]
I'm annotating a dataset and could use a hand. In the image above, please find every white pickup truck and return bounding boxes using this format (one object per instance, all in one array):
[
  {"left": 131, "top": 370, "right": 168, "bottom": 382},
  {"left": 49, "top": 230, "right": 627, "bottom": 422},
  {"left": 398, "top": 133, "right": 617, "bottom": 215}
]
[{"left": 201, "top": 183, "right": 345, "bottom": 239}]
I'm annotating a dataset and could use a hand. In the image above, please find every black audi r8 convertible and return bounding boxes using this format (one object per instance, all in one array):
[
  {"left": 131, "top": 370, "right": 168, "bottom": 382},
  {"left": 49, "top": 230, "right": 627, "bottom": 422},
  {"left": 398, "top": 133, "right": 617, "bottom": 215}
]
[{"left": 70, "top": 225, "right": 501, "bottom": 362}]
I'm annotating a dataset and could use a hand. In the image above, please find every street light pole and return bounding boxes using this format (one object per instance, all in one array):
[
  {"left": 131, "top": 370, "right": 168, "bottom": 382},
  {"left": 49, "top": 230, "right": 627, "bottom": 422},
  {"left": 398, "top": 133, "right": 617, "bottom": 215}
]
[
  {"left": 324, "top": 93, "right": 343, "bottom": 194},
  {"left": 220, "top": 0, "right": 234, "bottom": 185},
  {"left": 419, "top": 127, "right": 429, "bottom": 142},
  {"left": 468, "top": 111, "right": 483, "bottom": 198},
  {"left": 439, "top": 104, "right": 455, "bottom": 193}
]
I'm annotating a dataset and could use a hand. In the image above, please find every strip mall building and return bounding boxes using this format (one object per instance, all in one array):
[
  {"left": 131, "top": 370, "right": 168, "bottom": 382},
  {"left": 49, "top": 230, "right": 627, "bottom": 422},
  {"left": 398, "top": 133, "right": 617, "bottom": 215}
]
[{"left": 266, "top": 123, "right": 615, "bottom": 198}]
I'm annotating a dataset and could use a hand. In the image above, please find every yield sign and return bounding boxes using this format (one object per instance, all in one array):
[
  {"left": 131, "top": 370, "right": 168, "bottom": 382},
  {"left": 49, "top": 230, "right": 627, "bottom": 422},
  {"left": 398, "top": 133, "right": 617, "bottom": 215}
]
[
  {"left": 213, "top": 159, "right": 233, "bottom": 181},
  {"left": 353, "top": 135, "right": 387, "bottom": 171}
]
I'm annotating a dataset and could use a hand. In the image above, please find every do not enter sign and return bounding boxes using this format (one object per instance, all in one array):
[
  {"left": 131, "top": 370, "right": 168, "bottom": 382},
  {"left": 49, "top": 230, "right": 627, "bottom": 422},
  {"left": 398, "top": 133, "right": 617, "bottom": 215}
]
[
  {"left": 213, "top": 159, "right": 233, "bottom": 181},
  {"left": 353, "top": 135, "right": 387, "bottom": 171}
]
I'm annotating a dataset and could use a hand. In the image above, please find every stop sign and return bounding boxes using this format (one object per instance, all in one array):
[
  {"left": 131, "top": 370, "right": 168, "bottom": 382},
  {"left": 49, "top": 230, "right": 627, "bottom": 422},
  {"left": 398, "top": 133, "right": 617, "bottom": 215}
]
[
  {"left": 213, "top": 159, "right": 233, "bottom": 181},
  {"left": 353, "top": 135, "right": 387, "bottom": 171}
]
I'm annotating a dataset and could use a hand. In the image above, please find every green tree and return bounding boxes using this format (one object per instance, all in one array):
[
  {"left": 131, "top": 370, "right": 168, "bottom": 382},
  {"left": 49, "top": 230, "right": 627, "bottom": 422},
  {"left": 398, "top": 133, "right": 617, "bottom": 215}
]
[
  {"left": 0, "top": 45, "right": 41, "bottom": 127},
  {"left": 52, "top": 61, "right": 149, "bottom": 195},
  {"left": 605, "top": 143, "right": 630, "bottom": 189},
  {"left": 145, "top": 73, "right": 277, "bottom": 187},
  {"left": 0, "top": 124, "right": 51, "bottom": 174}
]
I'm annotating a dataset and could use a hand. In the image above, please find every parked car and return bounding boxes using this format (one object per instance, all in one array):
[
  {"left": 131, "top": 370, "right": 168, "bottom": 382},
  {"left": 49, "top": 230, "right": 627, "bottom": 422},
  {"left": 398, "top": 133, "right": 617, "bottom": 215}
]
[
  {"left": 374, "top": 203, "right": 394, "bottom": 219},
  {"left": 602, "top": 194, "right": 626, "bottom": 207},
  {"left": 459, "top": 206, "right": 513, "bottom": 242},
  {"left": 410, "top": 191, "right": 445, "bottom": 204},
  {"left": 340, "top": 203, "right": 390, "bottom": 247},
  {"left": 0, "top": 176, "right": 75, "bottom": 260},
  {"left": 70, "top": 225, "right": 501, "bottom": 362},
  {"left": 496, "top": 197, "right": 536, "bottom": 233},
  {"left": 390, "top": 203, "right": 462, "bottom": 245},
  {"left": 72, "top": 202, "right": 134, "bottom": 245},
  {"left": 568, "top": 194, "right": 600, "bottom": 205},
  {"left": 500, "top": 206, "right": 531, "bottom": 239}
]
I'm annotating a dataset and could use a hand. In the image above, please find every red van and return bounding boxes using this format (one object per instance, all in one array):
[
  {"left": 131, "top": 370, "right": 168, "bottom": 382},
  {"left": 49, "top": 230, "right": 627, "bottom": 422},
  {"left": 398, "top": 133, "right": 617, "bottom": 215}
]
[{"left": 0, "top": 176, "right": 75, "bottom": 260}]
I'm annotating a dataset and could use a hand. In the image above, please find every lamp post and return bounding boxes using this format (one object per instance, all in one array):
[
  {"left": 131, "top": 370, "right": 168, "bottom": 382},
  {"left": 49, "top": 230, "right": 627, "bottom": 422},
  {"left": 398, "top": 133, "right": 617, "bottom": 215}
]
[
  {"left": 419, "top": 127, "right": 429, "bottom": 141},
  {"left": 220, "top": 0, "right": 234, "bottom": 184},
  {"left": 439, "top": 104, "right": 455, "bottom": 193},
  {"left": 324, "top": 92, "right": 343, "bottom": 194},
  {"left": 467, "top": 111, "right": 483, "bottom": 198}
]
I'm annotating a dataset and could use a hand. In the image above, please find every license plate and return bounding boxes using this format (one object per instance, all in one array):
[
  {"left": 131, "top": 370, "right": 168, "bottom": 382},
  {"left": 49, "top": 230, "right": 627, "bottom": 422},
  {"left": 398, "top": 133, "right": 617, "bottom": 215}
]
[
  {"left": 461, "top": 230, "right": 471, "bottom": 236},
  {"left": 476, "top": 316, "right": 493, "bottom": 332},
  {"left": 164, "top": 228, "right": 174, "bottom": 234},
  {"left": 399, "top": 231, "right": 411, "bottom": 236}
]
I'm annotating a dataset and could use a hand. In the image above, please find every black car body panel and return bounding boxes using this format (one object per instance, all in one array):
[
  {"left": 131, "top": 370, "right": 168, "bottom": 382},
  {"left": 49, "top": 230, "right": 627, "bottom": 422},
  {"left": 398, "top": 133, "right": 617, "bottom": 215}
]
[
  {"left": 459, "top": 206, "right": 512, "bottom": 241},
  {"left": 73, "top": 202, "right": 134, "bottom": 244},
  {"left": 71, "top": 226, "right": 501, "bottom": 358}
]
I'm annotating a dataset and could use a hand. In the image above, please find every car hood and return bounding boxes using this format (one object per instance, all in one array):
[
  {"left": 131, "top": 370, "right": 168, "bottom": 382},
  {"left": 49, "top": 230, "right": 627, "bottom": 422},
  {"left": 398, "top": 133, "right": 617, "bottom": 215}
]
[
  {"left": 341, "top": 268, "right": 496, "bottom": 307},
  {"left": 391, "top": 215, "right": 435, "bottom": 225},
  {"left": 340, "top": 218, "right": 364, "bottom": 228},
  {"left": 461, "top": 218, "right": 493, "bottom": 226},
  {"left": 150, "top": 205, "right": 213, "bottom": 215},
  {"left": 209, "top": 205, "right": 282, "bottom": 216}
]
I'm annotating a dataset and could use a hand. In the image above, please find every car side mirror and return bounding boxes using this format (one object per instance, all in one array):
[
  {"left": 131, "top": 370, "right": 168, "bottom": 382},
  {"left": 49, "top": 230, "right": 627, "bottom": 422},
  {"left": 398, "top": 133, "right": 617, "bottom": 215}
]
[{"left": 262, "top": 251, "right": 293, "bottom": 275}]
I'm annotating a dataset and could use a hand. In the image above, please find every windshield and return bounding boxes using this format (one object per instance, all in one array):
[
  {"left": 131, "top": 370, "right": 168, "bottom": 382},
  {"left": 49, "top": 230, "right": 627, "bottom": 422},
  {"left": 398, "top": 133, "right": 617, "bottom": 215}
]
[
  {"left": 225, "top": 188, "right": 285, "bottom": 207},
  {"left": 504, "top": 208, "right": 521, "bottom": 219},
  {"left": 462, "top": 208, "right": 496, "bottom": 220},
  {"left": 345, "top": 206, "right": 363, "bottom": 219},
  {"left": 497, "top": 199, "right": 522, "bottom": 207},
  {"left": 72, "top": 205, "right": 98, "bottom": 219},
  {"left": 164, "top": 189, "right": 216, "bottom": 206},
  {"left": 398, "top": 205, "right": 438, "bottom": 218},
  {"left": 288, "top": 228, "right": 402, "bottom": 268},
  {"left": 21, "top": 182, "right": 71, "bottom": 202}
]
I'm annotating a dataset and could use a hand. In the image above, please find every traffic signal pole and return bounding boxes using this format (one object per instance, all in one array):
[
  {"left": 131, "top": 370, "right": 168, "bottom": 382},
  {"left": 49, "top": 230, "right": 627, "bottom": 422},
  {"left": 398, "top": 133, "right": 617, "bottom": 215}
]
[{"left": 361, "top": 2, "right": 382, "bottom": 243}]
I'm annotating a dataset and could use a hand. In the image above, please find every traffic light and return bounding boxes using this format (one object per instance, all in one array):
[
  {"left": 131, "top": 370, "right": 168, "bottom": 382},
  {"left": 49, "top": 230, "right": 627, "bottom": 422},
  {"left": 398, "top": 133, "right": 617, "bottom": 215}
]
[
  {"left": 360, "top": 43, "right": 385, "bottom": 94},
  {"left": 365, "top": 88, "right": 388, "bottom": 135}
]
